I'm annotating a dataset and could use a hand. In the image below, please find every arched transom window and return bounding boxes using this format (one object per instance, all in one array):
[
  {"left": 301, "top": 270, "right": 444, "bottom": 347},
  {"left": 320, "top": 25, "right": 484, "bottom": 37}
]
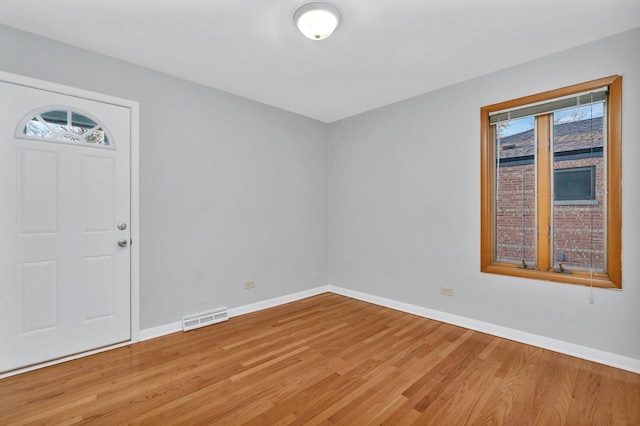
[{"left": 17, "top": 108, "right": 112, "bottom": 148}]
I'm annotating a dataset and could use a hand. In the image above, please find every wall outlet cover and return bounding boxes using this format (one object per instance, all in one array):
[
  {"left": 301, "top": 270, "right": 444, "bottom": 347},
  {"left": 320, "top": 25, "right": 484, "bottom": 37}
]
[{"left": 440, "top": 287, "right": 454, "bottom": 297}]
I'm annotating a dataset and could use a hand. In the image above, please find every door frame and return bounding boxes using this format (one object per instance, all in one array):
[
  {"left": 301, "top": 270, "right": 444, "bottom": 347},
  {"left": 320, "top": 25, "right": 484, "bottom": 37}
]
[{"left": 0, "top": 70, "right": 140, "bottom": 378}]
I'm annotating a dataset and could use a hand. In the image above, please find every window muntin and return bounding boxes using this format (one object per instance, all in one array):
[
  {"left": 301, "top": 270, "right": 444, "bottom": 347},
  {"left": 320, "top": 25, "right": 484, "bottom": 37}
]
[
  {"left": 480, "top": 76, "right": 622, "bottom": 288},
  {"left": 19, "top": 108, "right": 112, "bottom": 148}
]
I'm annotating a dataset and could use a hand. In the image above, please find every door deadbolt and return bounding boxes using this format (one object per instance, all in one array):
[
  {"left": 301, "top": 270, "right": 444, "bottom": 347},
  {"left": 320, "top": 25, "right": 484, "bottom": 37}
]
[{"left": 117, "top": 223, "right": 127, "bottom": 231}]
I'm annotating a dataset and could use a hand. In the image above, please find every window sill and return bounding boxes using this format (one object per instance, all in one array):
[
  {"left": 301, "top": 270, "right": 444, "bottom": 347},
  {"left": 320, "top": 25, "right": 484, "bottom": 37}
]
[{"left": 481, "top": 263, "right": 619, "bottom": 289}]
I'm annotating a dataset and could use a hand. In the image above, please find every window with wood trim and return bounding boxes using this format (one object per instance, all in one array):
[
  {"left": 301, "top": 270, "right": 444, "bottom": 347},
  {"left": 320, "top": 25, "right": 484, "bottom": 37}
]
[{"left": 480, "top": 76, "right": 622, "bottom": 288}]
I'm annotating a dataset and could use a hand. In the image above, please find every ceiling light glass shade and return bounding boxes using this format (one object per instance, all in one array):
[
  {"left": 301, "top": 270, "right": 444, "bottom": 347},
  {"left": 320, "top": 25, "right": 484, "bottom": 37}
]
[{"left": 294, "top": 3, "right": 341, "bottom": 40}]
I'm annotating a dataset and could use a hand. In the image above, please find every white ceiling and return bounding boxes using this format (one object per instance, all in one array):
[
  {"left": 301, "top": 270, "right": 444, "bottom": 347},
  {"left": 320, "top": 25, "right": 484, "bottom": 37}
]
[{"left": 0, "top": 0, "right": 638, "bottom": 123}]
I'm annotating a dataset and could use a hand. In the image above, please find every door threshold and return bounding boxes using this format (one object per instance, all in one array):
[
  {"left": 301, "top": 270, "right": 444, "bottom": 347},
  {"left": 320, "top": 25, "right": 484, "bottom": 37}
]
[{"left": 0, "top": 339, "right": 136, "bottom": 379}]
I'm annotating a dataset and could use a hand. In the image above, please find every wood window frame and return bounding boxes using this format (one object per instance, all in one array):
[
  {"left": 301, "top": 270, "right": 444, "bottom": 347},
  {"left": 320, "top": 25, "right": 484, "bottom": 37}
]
[{"left": 480, "top": 76, "right": 622, "bottom": 289}]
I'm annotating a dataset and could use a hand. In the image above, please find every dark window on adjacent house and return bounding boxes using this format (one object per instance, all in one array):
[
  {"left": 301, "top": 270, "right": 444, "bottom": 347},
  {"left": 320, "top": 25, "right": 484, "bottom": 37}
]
[{"left": 554, "top": 166, "right": 596, "bottom": 201}]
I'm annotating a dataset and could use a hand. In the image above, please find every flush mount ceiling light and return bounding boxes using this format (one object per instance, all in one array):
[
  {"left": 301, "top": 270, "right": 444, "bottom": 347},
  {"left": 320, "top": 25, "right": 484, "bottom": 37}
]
[{"left": 294, "top": 2, "right": 341, "bottom": 41}]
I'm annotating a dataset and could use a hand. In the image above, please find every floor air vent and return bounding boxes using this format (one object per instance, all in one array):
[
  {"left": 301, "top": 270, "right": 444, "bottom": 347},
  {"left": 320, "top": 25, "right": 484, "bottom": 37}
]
[{"left": 182, "top": 307, "right": 228, "bottom": 331}]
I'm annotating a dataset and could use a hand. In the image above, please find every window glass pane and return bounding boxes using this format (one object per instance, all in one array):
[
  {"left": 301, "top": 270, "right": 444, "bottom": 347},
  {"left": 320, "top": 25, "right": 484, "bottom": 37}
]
[
  {"left": 85, "top": 129, "right": 109, "bottom": 145},
  {"left": 24, "top": 117, "right": 53, "bottom": 138},
  {"left": 552, "top": 103, "right": 606, "bottom": 272},
  {"left": 494, "top": 117, "right": 536, "bottom": 266},
  {"left": 71, "top": 112, "right": 97, "bottom": 129},
  {"left": 40, "top": 110, "right": 67, "bottom": 125}
]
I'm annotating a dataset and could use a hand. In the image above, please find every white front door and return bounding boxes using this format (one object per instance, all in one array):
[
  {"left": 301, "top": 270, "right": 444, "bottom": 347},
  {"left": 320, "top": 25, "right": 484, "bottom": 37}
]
[{"left": 0, "top": 80, "right": 131, "bottom": 373}]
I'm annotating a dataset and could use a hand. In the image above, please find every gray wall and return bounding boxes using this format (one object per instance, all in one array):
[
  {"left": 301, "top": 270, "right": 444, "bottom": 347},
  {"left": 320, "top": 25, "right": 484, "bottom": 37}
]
[
  {"left": 328, "top": 27, "right": 640, "bottom": 360},
  {"left": 0, "top": 24, "right": 328, "bottom": 329}
]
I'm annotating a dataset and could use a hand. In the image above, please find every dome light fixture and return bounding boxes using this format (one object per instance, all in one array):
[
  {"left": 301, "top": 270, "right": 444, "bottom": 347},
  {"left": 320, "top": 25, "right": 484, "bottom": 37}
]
[{"left": 294, "top": 2, "right": 341, "bottom": 41}]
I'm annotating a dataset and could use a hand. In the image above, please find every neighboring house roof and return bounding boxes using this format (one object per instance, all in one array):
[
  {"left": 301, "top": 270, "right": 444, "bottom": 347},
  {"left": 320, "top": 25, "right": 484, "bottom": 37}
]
[{"left": 499, "top": 117, "right": 603, "bottom": 160}]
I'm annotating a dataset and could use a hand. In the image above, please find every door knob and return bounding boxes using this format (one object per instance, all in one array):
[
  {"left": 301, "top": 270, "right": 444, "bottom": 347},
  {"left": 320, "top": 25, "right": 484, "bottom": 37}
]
[{"left": 117, "top": 239, "right": 128, "bottom": 248}]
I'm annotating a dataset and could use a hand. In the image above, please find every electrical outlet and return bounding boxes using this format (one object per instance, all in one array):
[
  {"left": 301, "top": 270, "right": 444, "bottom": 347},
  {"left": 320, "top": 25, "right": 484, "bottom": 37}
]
[
  {"left": 244, "top": 280, "right": 256, "bottom": 290},
  {"left": 440, "top": 287, "right": 454, "bottom": 297}
]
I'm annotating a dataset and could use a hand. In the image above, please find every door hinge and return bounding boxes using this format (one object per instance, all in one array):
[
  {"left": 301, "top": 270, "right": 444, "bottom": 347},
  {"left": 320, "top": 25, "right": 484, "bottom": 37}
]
[{"left": 547, "top": 225, "right": 551, "bottom": 240}]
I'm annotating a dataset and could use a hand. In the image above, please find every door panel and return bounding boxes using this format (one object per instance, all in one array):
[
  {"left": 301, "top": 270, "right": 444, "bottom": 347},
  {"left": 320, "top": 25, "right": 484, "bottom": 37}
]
[
  {"left": 0, "top": 81, "right": 131, "bottom": 373},
  {"left": 18, "top": 149, "right": 58, "bottom": 235},
  {"left": 82, "top": 156, "right": 115, "bottom": 233},
  {"left": 83, "top": 255, "right": 115, "bottom": 321},
  {"left": 19, "top": 260, "right": 58, "bottom": 333}
]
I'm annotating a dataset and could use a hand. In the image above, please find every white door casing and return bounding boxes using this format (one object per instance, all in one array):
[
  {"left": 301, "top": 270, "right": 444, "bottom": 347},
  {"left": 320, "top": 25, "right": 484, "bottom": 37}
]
[{"left": 0, "top": 75, "right": 139, "bottom": 374}]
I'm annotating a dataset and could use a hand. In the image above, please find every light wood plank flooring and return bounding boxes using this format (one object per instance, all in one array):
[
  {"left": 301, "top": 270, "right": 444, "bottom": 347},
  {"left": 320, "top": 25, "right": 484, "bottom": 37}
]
[{"left": 1, "top": 293, "right": 639, "bottom": 425}]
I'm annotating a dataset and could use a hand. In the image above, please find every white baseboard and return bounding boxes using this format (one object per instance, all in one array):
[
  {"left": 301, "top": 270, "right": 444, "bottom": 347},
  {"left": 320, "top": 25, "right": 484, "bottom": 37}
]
[
  {"left": 139, "top": 320, "right": 182, "bottom": 341},
  {"left": 327, "top": 285, "right": 640, "bottom": 374},
  {"left": 139, "top": 285, "right": 330, "bottom": 341},
  {"left": 227, "top": 285, "right": 329, "bottom": 318}
]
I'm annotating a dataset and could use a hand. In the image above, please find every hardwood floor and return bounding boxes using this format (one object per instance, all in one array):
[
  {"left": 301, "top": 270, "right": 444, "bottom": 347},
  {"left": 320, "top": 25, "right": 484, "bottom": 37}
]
[{"left": 1, "top": 293, "right": 638, "bottom": 425}]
